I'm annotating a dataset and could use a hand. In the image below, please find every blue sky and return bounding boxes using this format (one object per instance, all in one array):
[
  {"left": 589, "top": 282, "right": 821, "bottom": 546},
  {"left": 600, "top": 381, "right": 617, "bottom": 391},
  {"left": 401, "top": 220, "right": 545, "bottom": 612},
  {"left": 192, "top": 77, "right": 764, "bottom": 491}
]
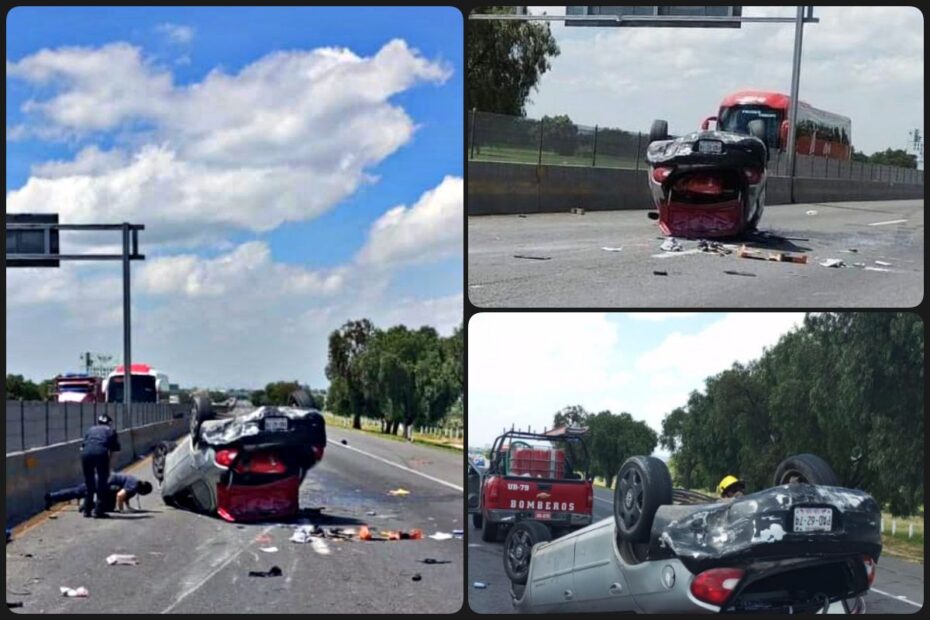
[
  {"left": 468, "top": 313, "right": 806, "bottom": 452},
  {"left": 6, "top": 7, "right": 463, "bottom": 388}
]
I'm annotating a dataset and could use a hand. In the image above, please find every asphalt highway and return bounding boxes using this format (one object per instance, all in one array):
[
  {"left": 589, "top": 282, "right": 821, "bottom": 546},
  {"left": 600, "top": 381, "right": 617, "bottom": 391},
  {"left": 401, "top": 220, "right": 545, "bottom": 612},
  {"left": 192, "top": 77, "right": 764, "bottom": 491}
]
[
  {"left": 467, "top": 485, "right": 923, "bottom": 614},
  {"left": 6, "top": 426, "right": 464, "bottom": 614},
  {"left": 468, "top": 199, "right": 924, "bottom": 308}
]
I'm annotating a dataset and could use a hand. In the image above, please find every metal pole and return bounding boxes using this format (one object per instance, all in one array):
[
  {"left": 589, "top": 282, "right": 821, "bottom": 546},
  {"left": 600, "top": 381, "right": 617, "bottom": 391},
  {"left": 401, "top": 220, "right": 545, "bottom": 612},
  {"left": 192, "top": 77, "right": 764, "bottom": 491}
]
[
  {"left": 635, "top": 132, "right": 642, "bottom": 171},
  {"left": 45, "top": 400, "right": 49, "bottom": 446},
  {"left": 537, "top": 118, "right": 545, "bottom": 166},
  {"left": 122, "top": 223, "right": 132, "bottom": 419},
  {"left": 20, "top": 401, "right": 25, "bottom": 451},
  {"left": 785, "top": 5, "right": 806, "bottom": 201},
  {"left": 592, "top": 125, "right": 598, "bottom": 167},
  {"left": 469, "top": 109, "right": 477, "bottom": 160}
]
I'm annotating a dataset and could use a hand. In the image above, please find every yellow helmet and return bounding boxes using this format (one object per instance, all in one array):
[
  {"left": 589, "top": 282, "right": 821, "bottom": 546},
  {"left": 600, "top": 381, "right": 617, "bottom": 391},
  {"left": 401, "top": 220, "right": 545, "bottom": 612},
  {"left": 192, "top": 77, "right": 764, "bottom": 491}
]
[{"left": 717, "top": 475, "right": 743, "bottom": 496}]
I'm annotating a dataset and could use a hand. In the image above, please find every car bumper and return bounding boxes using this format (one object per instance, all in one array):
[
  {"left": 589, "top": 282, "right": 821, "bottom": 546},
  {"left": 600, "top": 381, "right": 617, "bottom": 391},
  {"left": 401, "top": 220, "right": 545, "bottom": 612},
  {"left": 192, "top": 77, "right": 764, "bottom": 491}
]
[
  {"left": 486, "top": 508, "right": 592, "bottom": 528},
  {"left": 215, "top": 474, "right": 301, "bottom": 522}
]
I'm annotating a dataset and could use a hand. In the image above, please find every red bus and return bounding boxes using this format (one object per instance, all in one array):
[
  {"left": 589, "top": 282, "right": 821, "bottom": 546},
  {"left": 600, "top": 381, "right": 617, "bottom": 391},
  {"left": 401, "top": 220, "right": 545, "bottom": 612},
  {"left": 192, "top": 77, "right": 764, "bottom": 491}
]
[{"left": 707, "top": 90, "right": 852, "bottom": 160}]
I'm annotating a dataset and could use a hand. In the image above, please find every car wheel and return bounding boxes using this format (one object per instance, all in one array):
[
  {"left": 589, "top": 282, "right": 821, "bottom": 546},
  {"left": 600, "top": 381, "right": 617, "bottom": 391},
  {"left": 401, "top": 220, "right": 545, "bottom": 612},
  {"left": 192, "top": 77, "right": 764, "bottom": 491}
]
[
  {"left": 152, "top": 441, "right": 172, "bottom": 483},
  {"left": 649, "top": 119, "right": 669, "bottom": 144},
  {"left": 614, "top": 456, "right": 672, "bottom": 543},
  {"left": 481, "top": 515, "right": 499, "bottom": 543},
  {"left": 289, "top": 389, "right": 313, "bottom": 408},
  {"left": 189, "top": 394, "right": 213, "bottom": 447},
  {"left": 503, "top": 521, "right": 551, "bottom": 585},
  {"left": 773, "top": 453, "right": 840, "bottom": 487},
  {"left": 472, "top": 512, "right": 484, "bottom": 529}
]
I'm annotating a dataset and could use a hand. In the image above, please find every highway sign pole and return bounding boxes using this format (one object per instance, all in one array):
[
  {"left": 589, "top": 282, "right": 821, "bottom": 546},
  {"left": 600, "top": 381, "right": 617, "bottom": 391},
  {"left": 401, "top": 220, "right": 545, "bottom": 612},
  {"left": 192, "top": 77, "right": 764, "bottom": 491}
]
[
  {"left": 122, "top": 223, "right": 133, "bottom": 417},
  {"left": 785, "top": 6, "right": 806, "bottom": 202}
]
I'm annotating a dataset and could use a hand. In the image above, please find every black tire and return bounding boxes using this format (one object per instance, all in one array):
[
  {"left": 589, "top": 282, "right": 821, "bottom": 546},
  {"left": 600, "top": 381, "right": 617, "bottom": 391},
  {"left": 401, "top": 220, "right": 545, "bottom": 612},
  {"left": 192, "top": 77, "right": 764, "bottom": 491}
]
[
  {"left": 649, "top": 119, "right": 669, "bottom": 144},
  {"left": 614, "top": 456, "right": 672, "bottom": 543},
  {"left": 773, "top": 453, "right": 840, "bottom": 487},
  {"left": 481, "top": 515, "right": 499, "bottom": 543},
  {"left": 748, "top": 119, "right": 767, "bottom": 142},
  {"left": 189, "top": 394, "right": 213, "bottom": 446},
  {"left": 503, "top": 521, "right": 551, "bottom": 585},
  {"left": 151, "top": 441, "right": 172, "bottom": 483},
  {"left": 289, "top": 389, "right": 313, "bottom": 408},
  {"left": 472, "top": 512, "right": 484, "bottom": 529}
]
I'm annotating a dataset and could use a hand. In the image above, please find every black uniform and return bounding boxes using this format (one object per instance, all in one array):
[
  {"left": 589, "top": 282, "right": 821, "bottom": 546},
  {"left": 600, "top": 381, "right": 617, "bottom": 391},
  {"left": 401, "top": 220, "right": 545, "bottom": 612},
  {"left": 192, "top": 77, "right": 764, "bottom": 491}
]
[
  {"left": 47, "top": 474, "right": 141, "bottom": 512},
  {"left": 80, "top": 424, "right": 120, "bottom": 516}
]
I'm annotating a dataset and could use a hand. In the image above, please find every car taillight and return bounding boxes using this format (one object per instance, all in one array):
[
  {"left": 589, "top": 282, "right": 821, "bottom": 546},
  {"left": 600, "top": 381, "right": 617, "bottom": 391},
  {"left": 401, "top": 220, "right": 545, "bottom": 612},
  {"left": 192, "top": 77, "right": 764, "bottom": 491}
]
[
  {"left": 690, "top": 567, "right": 744, "bottom": 607},
  {"left": 675, "top": 175, "right": 724, "bottom": 195},
  {"left": 235, "top": 451, "right": 287, "bottom": 474},
  {"left": 743, "top": 168, "right": 763, "bottom": 184},
  {"left": 863, "top": 555, "right": 876, "bottom": 586},
  {"left": 652, "top": 166, "right": 674, "bottom": 183},
  {"left": 488, "top": 478, "right": 500, "bottom": 501},
  {"left": 312, "top": 445, "right": 325, "bottom": 462},
  {"left": 215, "top": 449, "right": 238, "bottom": 469}
]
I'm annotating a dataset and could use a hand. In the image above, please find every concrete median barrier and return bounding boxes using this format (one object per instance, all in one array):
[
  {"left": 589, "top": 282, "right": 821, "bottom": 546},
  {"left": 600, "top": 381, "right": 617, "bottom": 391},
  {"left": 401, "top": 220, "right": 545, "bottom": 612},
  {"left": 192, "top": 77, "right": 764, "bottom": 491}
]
[
  {"left": 467, "top": 161, "right": 923, "bottom": 215},
  {"left": 5, "top": 411, "right": 188, "bottom": 527}
]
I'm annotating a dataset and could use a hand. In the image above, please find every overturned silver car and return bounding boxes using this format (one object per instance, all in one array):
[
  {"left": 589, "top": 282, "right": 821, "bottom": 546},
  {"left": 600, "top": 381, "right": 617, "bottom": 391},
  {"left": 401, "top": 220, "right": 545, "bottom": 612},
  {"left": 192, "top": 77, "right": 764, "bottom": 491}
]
[
  {"left": 508, "top": 454, "right": 880, "bottom": 614},
  {"left": 152, "top": 391, "right": 326, "bottom": 522}
]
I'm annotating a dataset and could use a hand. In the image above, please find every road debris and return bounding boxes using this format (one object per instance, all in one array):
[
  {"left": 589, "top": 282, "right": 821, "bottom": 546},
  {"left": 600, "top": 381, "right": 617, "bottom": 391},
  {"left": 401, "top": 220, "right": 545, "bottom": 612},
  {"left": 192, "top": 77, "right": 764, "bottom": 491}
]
[
  {"left": 340, "top": 439, "right": 348, "bottom": 445},
  {"left": 452, "top": 529, "right": 464, "bottom": 538},
  {"left": 844, "top": 248, "right": 859, "bottom": 253},
  {"left": 255, "top": 534, "right": 273, "bottom": 545},
  {"left": 420, "top": 558, "right": 452, "bottom": 565},
  {"left": 428, "top": 532, "right": 454, "bottom": 541},
  {"left": 698, "top": 239, "right": 732, "bottom": 256},
  {"left": 105, "top": 554, "right": 138, "bottom": 566},
  {"left": 366, "top": 511, "right": 377, "bottom": 516},
  {"left": 259, "top": 547, "right": 279, "bottom": 553},
  {"left": 386, "top": 529, "right": 423, "bottom": 540},
  {"left": 60, "top": 586, "right": 89, "bottom": 597},
  {"left": 517, "top": 214, "right": 527, "bottom": 218},
  {"left": 723, "top": 270, "right": 756, "bottom": 277},
  {"left": 738, "top": 245, "right": 807, "bottom": 264},
  {"left": 875, "top": 260, "right": 892, "bottom": 266},
  {"left": 388, "top": 488, "right": 411, "bottom": 497},
  {"left": 806, "top": 210, "right": 818, "bottom": 215},
  {"left": 310, "top": 538, "right": 331, "bottom": 555},
  {"left": 412, "top": 573, "right": 423, "bottom": 581},
  {"left": 248, "top": 566, "right": 283, "bottom": 578},
  {"left": 660, "top": 237, "right": 683, "bottom": 252},
  {"left": 513, "top": 254, "right": 552, "bottom": 261},
  {"left": 600, "top": 246, "right": 623, "bottom": 252},
  {"left": 473, "top": 582, "right": 488, "bottom": 589},
  {"left": 570, "top": 207, "right": 585, "bottom": 215},
  {"left": 328, "top": 527, "right": 356, "bottom": 540},
  {"left": 290, "top": 525, "right": 324, "bottom": 543},
  {"left": 653, "top": 270, "right": 668, "bottom": 276},
  {"left": 819, "top": 259, "right": 847, "bottom": 268}
]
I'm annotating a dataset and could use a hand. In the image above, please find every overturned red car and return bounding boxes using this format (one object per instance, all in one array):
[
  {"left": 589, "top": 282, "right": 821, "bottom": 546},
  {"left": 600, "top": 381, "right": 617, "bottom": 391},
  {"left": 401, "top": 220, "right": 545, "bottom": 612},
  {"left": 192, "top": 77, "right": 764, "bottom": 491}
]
[{"left": 646, "top": 118, "right": 768, "bottom": 238}]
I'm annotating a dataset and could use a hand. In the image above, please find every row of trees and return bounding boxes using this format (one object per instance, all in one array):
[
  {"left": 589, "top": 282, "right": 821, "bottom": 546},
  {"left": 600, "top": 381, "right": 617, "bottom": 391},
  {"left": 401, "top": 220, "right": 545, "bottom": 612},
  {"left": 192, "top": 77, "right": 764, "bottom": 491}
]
[
  {"left": 325, "top": 319, "right": 463, "bottom": 438},
  {"left": 5, "top": 374, "right": 52, "bottom": 401},
  {"left": 550, "top": 405, "right": 658, "bottom": 488},
  {"left": 660, "top": 313, "right": 923, "bottom": 516},
  {"left": 851, "top": 147, "right": 918, "bottom": 168}
]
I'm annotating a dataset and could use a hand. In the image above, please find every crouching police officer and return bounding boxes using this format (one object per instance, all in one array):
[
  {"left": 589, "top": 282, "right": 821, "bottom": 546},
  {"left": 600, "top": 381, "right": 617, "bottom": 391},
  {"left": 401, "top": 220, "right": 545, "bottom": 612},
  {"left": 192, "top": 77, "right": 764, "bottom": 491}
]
[{"left": 80, "top": 414, "right": 121, "bottom": 518}]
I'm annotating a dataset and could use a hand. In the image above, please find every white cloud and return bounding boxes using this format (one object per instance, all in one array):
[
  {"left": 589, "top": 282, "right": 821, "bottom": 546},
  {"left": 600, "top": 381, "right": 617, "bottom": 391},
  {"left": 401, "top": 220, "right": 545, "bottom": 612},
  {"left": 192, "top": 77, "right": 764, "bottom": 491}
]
[
  {"left": 155, "top": 23, "right": 195, "bottom": 45},
  {"left": 7, "top": 39, "right": 453, "bottom": 247},
  {"left": 522, "top": 6, "right": 922, "bottom": 154},
  {"left": 628, "top": 312, "right": 697, "bottom": 321},
  {"left": 356, "top": 175, "right": 463, "bottom": 266}
]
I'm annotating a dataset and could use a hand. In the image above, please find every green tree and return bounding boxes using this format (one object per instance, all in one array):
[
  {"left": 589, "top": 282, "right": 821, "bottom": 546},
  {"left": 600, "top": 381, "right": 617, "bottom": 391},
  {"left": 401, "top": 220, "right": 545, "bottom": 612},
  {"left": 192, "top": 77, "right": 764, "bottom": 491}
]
[
  {"left": 540, "top": 114, "right": 578, "bottom": 156},
  {"left": 587, "top": 410, "right": 658, "bottom": 488},
  {"left": 868, "top": 148, "right": 917, "bottom": 168},
  {"left": 466, "top": 6, "right": 560, "bottom": 115},
  {"left": 5, "top": 374, "right": 42, "bottom": 401},
  {"left": 325, "top": 319, "right": 376, "bottom": 429},
  {"left": 552, "top": 404, "right": 590, "bottom": 430}
]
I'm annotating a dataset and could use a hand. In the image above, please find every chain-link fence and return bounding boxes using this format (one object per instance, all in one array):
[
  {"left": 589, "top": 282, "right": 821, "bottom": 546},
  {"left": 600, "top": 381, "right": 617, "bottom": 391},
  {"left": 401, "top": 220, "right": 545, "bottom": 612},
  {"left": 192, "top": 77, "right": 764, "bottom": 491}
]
[
  {"left": 5, "top": 400, "right": 187, "bottom": 454},
  {"left": 468, "top": 110, "right": 924, "bottom": 185}
]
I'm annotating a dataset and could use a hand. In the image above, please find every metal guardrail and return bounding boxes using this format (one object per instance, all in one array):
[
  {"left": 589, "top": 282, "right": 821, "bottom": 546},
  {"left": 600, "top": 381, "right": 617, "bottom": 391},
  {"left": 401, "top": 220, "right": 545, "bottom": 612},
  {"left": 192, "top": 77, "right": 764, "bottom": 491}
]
[
  {"left": 468, "top": 110, "right": 924, "bottom": 185},
  {"left": 5, "top": 400, "right": 188, "bottom": 454}
]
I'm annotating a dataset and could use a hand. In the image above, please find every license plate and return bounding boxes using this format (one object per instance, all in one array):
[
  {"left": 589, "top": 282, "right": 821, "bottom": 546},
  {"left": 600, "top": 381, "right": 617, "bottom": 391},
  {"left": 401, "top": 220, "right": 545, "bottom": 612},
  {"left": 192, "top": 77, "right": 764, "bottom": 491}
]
[
  {"left": 698, "top": 140, "right": 723, "bottom": 154},
  {"left": 264, "top": 417, "right": 288, "bottom": 432},
  {"left": 794, "top": 507, "right": 833, "bottom": 532},
  {"left": 534, "top": 511, "right": 552, "bottom": 521}
]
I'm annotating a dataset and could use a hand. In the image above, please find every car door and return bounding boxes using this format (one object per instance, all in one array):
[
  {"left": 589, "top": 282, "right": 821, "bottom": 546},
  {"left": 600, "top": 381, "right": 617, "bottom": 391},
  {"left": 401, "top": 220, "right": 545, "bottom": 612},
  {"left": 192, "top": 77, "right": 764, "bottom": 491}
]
[
  {"left": 527, "top": 536, "right": 577, "bottom": 611},
  {"left": 572, "top": 520, "right": 634, "bottom": 611}
]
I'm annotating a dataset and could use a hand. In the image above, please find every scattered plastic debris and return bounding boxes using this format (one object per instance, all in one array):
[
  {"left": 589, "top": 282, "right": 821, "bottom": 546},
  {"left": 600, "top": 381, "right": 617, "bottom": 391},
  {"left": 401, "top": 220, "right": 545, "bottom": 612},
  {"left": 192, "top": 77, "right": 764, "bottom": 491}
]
[
  {"left": 255, "top": 534, "right": 273, "bottom": 545},
  {"left": 340, "top": 439, "right": 348, "bottom": 445},
  {"left": 358, "top": 526, "right": 375, "bottom": 541},
  {"left": 310, "top": 538, "right": 331, "bottom": 556},
  {"left": 259, "top": 547, "right": 278, "bottom": 553},
  {"left": 875, "top": 260, "right": 892, "bottom": 266},
  {"left": 428, "top": 532, "right": 454, "bottom": 541},
  {"left": 513, "top": 254, "right": 551, "bottom": 261},
  {"left": 105, "top": 554, "right": 138, "bottom": 566},
  {"left": 60, "top": 586, "right": 89, "bottom": 598},
  {"left": 698, "top": 239, "right": 732, "bottom": 256},
  {"left": 290, "top": 525, "right": 324, "bottom": 543},
  {"left": 806, "top": 210, "right": 818, "bottom": 215},
  {"left": 600, "top": 246, "right": 623, "bottom": 252},
  {"left": 366, "top": 511, "right": 377, "bottom": 516},
  {"left": 724, "top": 270, "right": 756, "bottom": 277},
  {"left": 412, "top": 573, "right": 422, "bottom": 582},
  {"left": 738, "top": 245, "right": 807, "bottom": 264},
  {"left": 388, "top": 488, "right": 411, "bottom": 497},
  {"left": 819, "top": 259, "right": 846, "bottom": 268},
  {"left": 653, "top": 270, "right": 668, "bottom": 276},
  {"left": 570, "top": 207, "right": 585, "bottom": 215},
  {"left": 473, "top": 582, "right": 488, "bottom": 589},
  {"left": 660, "top": 237, "right": 683, "bottom": 252},
  {"left": 248, "top": 566, "right": 283, "bottom": 578},
  {"left": 844, "top": 248, "right": 859, "bottom": 253},
  {"left": 386, "top": 529, "right": 423, "bottom": 541},
  {"left": 420, "top": 558, "right": 452, "bottom": 565},
  {"left": 452, "top": 529, "right": 464, "bottom": 538}
]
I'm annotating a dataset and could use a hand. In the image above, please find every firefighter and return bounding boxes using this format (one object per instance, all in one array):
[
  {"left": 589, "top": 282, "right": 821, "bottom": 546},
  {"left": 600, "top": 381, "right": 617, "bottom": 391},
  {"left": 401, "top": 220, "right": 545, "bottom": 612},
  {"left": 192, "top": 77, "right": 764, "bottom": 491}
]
[
  {"left": 80, "top": 414, "right": 121, "bottom": 518},
  {"left": 717, "top": 475, "right": 746, "bottom": 501}
]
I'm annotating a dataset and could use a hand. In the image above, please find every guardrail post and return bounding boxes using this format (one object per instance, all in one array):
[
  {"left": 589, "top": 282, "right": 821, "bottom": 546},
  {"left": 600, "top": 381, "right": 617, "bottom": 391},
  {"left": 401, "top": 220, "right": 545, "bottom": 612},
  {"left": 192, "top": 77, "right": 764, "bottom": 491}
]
[
  {"left": 45, "top": 400, "right": 50, "bottom": 446},
  {"left": 592, "top": 125, "right": 598, "bottom": 167},
  {"left": 20, "top": 400, "right": 26, "bottom": 451},
  {"left": 634, "top": 132, "right": 642, "bottom": 171}
]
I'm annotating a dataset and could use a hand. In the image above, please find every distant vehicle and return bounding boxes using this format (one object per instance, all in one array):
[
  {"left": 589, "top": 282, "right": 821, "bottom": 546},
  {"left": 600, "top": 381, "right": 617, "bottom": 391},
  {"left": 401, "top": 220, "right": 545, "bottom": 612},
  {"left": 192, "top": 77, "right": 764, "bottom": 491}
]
[
  {"left": 709, "top": 90, "right": 851, "bottom": 160},
  {"left": 646, "top": 119, "right": 768, "bottom": 238},
  {"left": 468, "top": 429, "right": 594, "bottom": 547},
  {"left": 51, "top": 373, "right": 104, "bottom": 403},
  {"left": 103, "top": 363, "right": 170, "bottom": 403},
  {"left": 509, "top": 453, "right": 880, "bottom": 614},
  {"left": 152, "top": 390, "right": 326, "bottom": 522}
]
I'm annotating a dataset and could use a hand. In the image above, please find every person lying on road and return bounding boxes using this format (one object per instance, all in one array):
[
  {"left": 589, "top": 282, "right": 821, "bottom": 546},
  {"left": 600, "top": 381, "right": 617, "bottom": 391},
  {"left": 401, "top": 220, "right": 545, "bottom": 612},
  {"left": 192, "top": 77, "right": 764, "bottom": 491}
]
[{"left": 45, "top": 474, "right": 153, "bottom": 513}]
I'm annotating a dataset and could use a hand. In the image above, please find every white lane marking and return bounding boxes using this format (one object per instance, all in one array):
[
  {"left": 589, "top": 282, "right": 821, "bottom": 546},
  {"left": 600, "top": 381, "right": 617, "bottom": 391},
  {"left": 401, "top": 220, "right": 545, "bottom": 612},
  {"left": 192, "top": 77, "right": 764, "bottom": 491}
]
[
  {"left": 594, "top": 496, "right": 612, "bottom": 505},
  {"left": 870, "top": 587, "right": 922, "bottom": 609},
  {"left": 868, "top": 219, "right": 908, "bottom": 226},
  {"left": 327, "top": 439, "right": 463, "bottom": 491},
  {"left": 161, "top": 525, "right": 274, "bottom": 614}
]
